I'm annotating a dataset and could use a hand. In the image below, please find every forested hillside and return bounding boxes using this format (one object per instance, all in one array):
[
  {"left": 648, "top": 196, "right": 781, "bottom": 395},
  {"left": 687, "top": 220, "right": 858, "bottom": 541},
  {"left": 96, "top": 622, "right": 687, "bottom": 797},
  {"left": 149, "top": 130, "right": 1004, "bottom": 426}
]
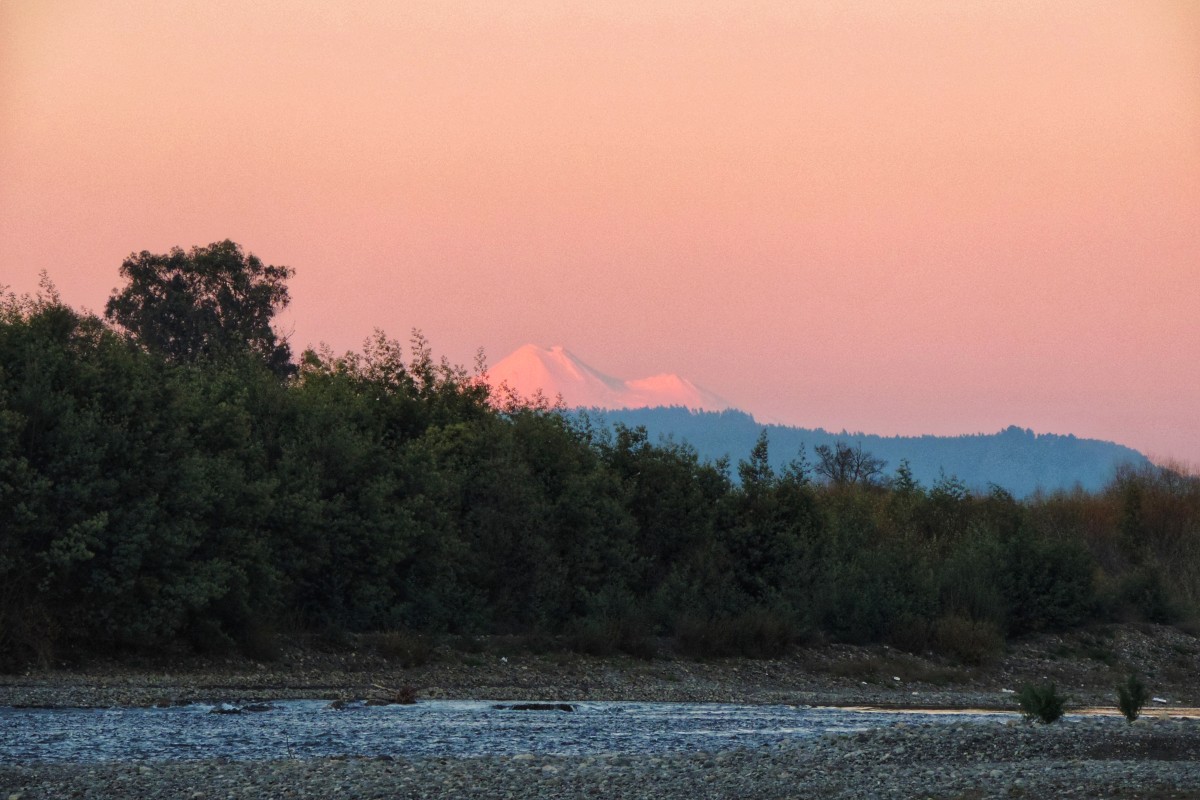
[
  {"left": 578, "top": 408, "right": 1151, "bottom": 497},
  {"left": 2, "top": 245, "right": 1197, "bottom": 669}
]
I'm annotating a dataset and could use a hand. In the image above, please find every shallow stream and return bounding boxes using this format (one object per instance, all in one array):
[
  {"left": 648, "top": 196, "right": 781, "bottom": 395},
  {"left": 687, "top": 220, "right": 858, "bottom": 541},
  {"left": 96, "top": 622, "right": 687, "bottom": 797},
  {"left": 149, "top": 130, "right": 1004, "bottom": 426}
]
[{"left": 0, "top": 700, "right": 1014, "bottom": 762}]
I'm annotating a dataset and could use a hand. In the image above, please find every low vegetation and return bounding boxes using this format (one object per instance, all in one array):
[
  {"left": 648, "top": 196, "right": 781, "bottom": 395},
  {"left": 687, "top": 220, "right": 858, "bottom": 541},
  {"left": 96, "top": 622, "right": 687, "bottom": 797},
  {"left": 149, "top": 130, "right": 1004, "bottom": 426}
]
[
  {"left": 1116, "top": 673, "right": 1151, "bottom": 723},
  {"left": 2, "top": 245, "right": 1199, "bottom": 670},
  {"left": 1018, "top": 682, "right": 1067, "bottom": 723}
]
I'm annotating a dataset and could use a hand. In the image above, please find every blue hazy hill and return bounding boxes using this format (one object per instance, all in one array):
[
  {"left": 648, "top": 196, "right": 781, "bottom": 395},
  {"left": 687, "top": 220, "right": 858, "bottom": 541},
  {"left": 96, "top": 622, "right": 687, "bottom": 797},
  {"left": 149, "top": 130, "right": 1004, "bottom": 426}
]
[{"left": 574, "top": 407, "right": 1150, "bottom": 497}]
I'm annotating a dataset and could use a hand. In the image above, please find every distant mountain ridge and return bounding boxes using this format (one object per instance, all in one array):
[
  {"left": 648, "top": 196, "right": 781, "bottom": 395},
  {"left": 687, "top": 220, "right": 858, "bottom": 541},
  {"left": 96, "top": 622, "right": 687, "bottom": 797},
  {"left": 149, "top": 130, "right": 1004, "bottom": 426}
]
[
  {"left": 488, "top": 345, "right": 1150, "bottom": 496},
  {"left": 574, "top": 407, "right": 1151, "bottom": 497},
  {"left": 488, "top": 344, "right": 731, "bottom": 412}
]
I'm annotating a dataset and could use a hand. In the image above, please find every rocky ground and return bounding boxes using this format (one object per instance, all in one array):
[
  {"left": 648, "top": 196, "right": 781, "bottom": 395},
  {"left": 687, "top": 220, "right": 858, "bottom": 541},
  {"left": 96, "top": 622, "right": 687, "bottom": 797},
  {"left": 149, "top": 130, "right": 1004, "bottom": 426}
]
[{"left": 2, "top": 623, "right": 1198, "bottom": 798}]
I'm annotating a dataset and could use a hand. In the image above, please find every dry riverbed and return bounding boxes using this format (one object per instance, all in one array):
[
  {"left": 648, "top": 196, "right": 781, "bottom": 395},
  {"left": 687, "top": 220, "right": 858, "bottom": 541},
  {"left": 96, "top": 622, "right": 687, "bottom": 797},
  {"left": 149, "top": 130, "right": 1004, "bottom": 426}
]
[{"left": 2, "top": 623, "right": 1198, "bottom": 798}]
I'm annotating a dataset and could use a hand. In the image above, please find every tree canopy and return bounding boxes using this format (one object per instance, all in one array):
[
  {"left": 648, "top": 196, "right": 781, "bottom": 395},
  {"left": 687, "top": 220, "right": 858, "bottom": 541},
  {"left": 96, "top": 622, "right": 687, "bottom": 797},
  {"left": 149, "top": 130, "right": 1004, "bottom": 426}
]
[
  {"left": 104, "top": 240, "right": 294, "bottom": 376},
  {"left": 2, "top": 248, "right": 1197, "bottom": 669}
]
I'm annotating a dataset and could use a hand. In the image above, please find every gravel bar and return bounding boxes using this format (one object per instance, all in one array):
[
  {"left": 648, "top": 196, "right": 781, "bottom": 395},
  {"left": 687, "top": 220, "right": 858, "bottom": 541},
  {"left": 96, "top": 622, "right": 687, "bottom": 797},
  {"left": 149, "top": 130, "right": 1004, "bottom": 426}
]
[
  {"left": 4, "top": 624, "right": 1198, "bottom": 798},
  {"left": 4, "top": 716, "right": 1200, "bottom": 799}
]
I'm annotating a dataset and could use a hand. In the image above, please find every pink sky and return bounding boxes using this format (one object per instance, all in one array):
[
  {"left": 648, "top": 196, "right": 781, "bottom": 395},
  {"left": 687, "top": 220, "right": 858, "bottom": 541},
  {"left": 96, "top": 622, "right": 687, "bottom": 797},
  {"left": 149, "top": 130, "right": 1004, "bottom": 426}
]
[{"left": 2, "top": 1, "right": 1198, "bottom": 465}]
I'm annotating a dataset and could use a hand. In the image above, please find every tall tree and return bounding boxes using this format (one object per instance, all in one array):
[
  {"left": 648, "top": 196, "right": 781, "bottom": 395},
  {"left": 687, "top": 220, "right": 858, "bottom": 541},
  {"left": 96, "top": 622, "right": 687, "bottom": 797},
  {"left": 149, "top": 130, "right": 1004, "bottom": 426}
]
[
  {"left": 814, "top": 441, "right": 886, "bottom": 487},
  {"left": 105, "top": 240, "right": 295, "bottom": 376}
]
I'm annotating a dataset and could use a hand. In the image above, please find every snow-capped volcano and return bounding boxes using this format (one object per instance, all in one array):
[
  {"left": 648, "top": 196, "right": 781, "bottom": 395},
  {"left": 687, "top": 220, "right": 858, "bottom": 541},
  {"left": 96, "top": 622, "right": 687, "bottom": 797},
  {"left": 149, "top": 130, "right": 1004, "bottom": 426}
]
[{"left": 488, "top": 344, "right": 731, "bottom": 412}]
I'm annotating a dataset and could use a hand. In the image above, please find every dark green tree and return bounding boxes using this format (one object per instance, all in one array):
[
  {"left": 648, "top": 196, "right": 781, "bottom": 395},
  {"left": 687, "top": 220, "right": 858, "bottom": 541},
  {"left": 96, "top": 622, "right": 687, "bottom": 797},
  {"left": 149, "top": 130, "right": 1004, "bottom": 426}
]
[
  {"left": 1118, "top": 479, "right": 1147, "bottom": 566},
  {"left": 0, "top": 284, "right": 281, "bottom": 660},
  {"left": 105, "top": 240, "right": 295, "bottom": 376},
  {"left": 727, "top": 432, "right": 809, "bottom": 612}
]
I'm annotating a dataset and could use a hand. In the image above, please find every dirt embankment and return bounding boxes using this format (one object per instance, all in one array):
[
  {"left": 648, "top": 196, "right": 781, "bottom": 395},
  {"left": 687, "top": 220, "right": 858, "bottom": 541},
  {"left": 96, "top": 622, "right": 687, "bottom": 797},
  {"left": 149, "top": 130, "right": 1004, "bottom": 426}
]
[{"left": 2, "top": 623, "right": 1196, "bottom": 712}]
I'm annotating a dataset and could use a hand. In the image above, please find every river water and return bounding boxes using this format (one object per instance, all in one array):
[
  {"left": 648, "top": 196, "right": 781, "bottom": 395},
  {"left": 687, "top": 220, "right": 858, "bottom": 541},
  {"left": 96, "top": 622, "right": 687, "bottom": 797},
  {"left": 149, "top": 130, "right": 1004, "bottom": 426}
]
[{"left": 0, "top": 700, "right": 1014, "bottom": 763}]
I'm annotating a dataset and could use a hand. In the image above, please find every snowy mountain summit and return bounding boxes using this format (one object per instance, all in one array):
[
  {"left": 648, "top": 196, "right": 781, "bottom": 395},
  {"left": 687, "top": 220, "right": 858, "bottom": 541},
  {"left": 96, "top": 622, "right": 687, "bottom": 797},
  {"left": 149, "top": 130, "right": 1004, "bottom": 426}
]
[{"left": 488, "top": 344, "right": 731, "bottom": 412}]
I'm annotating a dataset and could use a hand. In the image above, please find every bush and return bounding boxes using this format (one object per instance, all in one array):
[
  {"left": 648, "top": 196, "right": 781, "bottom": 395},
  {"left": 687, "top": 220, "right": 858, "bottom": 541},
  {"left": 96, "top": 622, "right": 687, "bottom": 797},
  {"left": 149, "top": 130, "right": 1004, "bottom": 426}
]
[
  {"left": 1017, "top": 682, "right": 1067, "bottom": 723},
  {"left": 451, "top": 634, "right": 487, "bottom": 654},
  {"left": 675, "top": 609, "right": 798, "bottom": 659},
  {"left": 370, "top": 631, "right": 434, "bottom": 668},
  {"left": 569, "top": 618, "right": 656, "bottom": 659},
  {"left": 931, "top": 615, "right": 1004, "bottom": 665},
  {"left": 1003, "top": 536, "right": 1096, "bottom": 635},
  {"left": 885, "top": 614, "right": 931, "bottom": 655},
  {"left": 238, "top": 622, "right": 282, "bottom": 663},
  {"left": 0, "top": 600, "right": 60, "bottom": 671},
  {"left": 1116, "top": 673, "right": 1150, "bottom": 723},
  {"left": 1116, "top": 570, "right": 1179, "bottom": 624},
  {"left": 188, "top": 618, "right": 237, "bottom": 656},
  {"left": 312, "top": 625, "right": 353, "bottom": 653}
]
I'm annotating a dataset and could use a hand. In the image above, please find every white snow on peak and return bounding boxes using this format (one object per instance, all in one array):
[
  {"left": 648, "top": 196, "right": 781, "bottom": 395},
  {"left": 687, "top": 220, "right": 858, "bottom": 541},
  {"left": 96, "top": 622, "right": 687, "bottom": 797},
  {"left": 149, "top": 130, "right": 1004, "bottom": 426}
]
[{"left": 488, "top": 344, "right": 731, "bottom": 413}]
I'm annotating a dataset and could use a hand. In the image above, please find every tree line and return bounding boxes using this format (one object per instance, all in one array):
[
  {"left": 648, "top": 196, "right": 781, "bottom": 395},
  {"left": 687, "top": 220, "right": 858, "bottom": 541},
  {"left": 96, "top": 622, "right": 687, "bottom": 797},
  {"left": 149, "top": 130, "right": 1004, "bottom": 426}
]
[
  {"left": 1, "top": 242, "right": 1197, "bottom": 668},
  {"left": 582, "top": 407, "right": 1152, "bottom": 497}
]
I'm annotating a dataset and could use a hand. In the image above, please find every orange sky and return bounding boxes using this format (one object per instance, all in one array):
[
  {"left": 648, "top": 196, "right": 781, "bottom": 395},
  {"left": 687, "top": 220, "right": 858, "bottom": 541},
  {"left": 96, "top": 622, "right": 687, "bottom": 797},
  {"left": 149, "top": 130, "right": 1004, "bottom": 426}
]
[{"left": 2, "top": 1, "right": 1198, "bottom": 466}]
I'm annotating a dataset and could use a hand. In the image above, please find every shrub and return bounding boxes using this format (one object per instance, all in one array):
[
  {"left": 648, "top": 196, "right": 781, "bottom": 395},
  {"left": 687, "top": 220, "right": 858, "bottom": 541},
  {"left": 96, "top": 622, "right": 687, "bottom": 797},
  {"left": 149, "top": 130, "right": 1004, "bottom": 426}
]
[
  {"left": 885, "top": 613, "right": 931, "bottom": 655},
  {"left": 0, "top": 600, "right": 60, "bottom": 671},
  {"left": 238, "top": 622, "right": 282, "bottom": 663},
  {"left": 1003, "top": 536, "right": 1096, "bottom": 635},
  {"left": 313, "top": 626, "right": 352, "bottom": 653},
  {"left": 931, "top": 615, "right": 1004, "bottom": 665},
  {"left": 1116, "top": 570, "right": 1179, "bottom": 624},
  {"left": 451, "top": 634, "right": 487, "bottom": 654},
  {"left": 568, "top": 617, "right": 656, "bottom": 659},
  {"left": 675, "top": 609, "right": 798, "bottom": 659},
  {"left": 371, "top": 631, "right": 434, "bottom": 668},
  {"left": 1116, "top": 673, "right": 1150, "bottom": 723},
  {"left": 1017, "top": 682, "right": 1067, "bottom": 723},
  {"left": 188, "top": 618, "right": 237, "bottom": 656}
]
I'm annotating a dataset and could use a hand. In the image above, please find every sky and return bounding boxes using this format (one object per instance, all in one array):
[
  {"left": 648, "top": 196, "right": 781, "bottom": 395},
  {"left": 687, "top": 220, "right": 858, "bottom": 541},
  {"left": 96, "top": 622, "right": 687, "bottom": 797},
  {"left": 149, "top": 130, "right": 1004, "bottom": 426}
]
[{"left": 2, "top": 1, "right": 1198, "bottom": 465}]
